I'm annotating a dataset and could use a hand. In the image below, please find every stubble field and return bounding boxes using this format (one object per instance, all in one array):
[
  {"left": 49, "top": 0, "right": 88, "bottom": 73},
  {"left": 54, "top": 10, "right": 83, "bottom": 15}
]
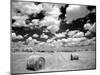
[{"left": 11, "top": 49, "right": 96, "bottom": 74}]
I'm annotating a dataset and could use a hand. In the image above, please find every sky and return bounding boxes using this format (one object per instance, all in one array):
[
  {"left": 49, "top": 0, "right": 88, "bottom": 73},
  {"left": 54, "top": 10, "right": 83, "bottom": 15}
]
[{"left": 11, "top": 1, "right": 96, "bottom": 46}]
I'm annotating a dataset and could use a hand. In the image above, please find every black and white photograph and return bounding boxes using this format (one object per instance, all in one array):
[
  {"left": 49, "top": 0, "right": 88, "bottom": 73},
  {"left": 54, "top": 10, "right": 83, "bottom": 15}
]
[{"left": 11, "top": 0, "right": 96, "bottom": 74}]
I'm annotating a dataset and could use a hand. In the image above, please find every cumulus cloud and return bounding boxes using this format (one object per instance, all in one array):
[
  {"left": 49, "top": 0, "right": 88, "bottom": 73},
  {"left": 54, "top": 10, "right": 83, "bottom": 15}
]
[
  {"left": 85, "top": 30, "right": 95, "bottom": 39},
  {"left": 67, "top": 5, "right": 81, "bottom": 11},
  {"left": 90, "top": 37, "right": 96, "bottom": 41},
  {"left": 43, "top": 29, "right": 49, "bottom": 32},
  {"left": 84, "top": 23, "right": 91, "bottom": 30},
  {"left": 12, "top": 15, "right": 29, "bottom": 20},
  {"left": 38, "top": 42, "right": 45, "bottom": 45},
  {"left": 12, "top": 2, "right": 43, "bottom": 27},
  {"left": 28, "top": 39, "right": 40, "bottom": 46},
  {"left": 46, "top": 37, "right": 86, "bottom": 46},
  {"left": 40, "top": 33, "right": 48, "bottom": 39},
  {"left": 90, "top": 23, "right": 96, "bottom": 32},
  {"left": 91, "top": 8, "right": 96, "bottom": 13},
  {"left": 51, "top": 37, "right": 87, "bottom": 47},
  {"left": 40, "top": 4, "right": 61, "bottom": 33},
  {"left": 46, "top": 37, "right": 55, "bottom": 43},
  {"left": 55, "top": 32, "right": 66, "bottom": 38},
  {"left": 40, "top": 16, "right": 61, "bottom": 33},
  {"left": 82, "top": 38, "right": 95, "bottom": 45},
  {"left": 27, "top": 37, "right": 32, "bottom": 41},
  {"left": 31, "top": 39, "right": 39, "bottom": 43},
  {"left": 45, "top": 5, "right": 61, "bottom": 18},
  {"left": 12, "top": 19, "right": 26, "bottom": 27},
  {"left": 31, "top": 19, "right": 39, "bottom": 26},
  {"left": 12, "top": 33, "right": 16, "bottom": 38},
  {"left": 84, "top": 22, "right": 96, "bottom": 32},
  {"left": 85, "top": 31, "right": 91, "bottom": 36},
  {"left": 33, "top": 34, "right": 39, "bottom": 37},
  {"left": 72, "top": 32, "right": 84, "bottom": 38},
  {"left": 12, "top": 15, "right": 29, "bottom": 27},
  {"left": 12, "top": 2, "right": 43, "bottom": 15},
  {"left": 66, "top": 5, "right": 90, "bottom": 23},
  {"left": 40, "top": 16, "right": 60, "bottom": 26},
  {"left": 47, "top": 25, "right": 60, "bottom": 34},
  {"left": 12, "top": 33, "right": 23, "bottom": 39},
  {"left": 67, "top": 30, "right": 84, "bottom": 38},
  {"left": 12, "top": 2, "right": 96, "bottom": 43},
  {"left": 65, "top": 37, "right": 86, "bottom": 42},
  {"left": 42, "top": 3, "right": 61, "bottom": 16},
  {"left": 16, "top": 35, "right": 23, "bottom": 39},
  {"left": 24, "top": 34, "right": 28, "bottom": 37},
  {"left": 12, "top": 2, "right": 62, "bottom": 33},
  {"left": 67, "top": 30, "right": 79, "bottom": 37}
]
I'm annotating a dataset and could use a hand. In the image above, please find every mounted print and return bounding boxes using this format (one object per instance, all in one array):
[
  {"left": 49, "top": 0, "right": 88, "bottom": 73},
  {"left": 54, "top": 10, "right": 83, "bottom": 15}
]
[{"left": 11, "top": 0, "right": 96, "bottom": 74}]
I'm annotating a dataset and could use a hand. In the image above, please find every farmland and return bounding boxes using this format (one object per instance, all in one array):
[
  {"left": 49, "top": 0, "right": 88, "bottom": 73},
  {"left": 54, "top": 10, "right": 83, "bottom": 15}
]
[{"left": 11, "top": 49, "right": 96, "bottom": 74}]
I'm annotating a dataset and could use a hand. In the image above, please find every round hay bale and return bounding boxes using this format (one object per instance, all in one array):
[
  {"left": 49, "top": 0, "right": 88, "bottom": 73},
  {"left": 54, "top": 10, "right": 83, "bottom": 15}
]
[
  {"left": 26, "top": 55, "right": 45, "bottom": 71},
  {"left": 70, "top": 53, "right": 79, "bottom": 60}
]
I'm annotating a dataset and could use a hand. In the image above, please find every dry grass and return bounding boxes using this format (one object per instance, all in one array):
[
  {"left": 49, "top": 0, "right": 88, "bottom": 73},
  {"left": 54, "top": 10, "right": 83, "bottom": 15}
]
[{"left": 11, "top": 51, "right": 96, "bottom": 74}]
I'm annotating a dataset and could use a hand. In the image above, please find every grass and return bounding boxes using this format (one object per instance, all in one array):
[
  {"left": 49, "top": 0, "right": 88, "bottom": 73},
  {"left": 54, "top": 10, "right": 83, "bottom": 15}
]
[{"left": 11, "top": 50, "right": 96, "bottom": 74}]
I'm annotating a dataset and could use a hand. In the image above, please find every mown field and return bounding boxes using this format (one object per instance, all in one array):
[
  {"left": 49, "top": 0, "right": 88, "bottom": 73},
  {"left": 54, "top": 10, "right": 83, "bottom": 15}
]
[{"left": 11, "top": 50, "right": 96, "bottom": 74}]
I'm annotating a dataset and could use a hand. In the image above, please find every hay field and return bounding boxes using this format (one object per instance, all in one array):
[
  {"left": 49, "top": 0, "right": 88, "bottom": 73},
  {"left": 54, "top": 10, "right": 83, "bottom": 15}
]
[{"left": 11, "top": 50, "right": 96, "bottom": 74}]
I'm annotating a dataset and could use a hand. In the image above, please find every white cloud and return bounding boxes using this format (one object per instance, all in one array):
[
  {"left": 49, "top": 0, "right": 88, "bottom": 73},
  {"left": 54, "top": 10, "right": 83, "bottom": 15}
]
[
  {"left": 90, "top": 37, "right": 96, "bottom": 41},
  {"left": 47, "top": 43, "right": 55, "bottom": 47},
  {"left": 45, "top": 5, "right": 61, "bottom": 18},
  {"left": 61, "top": 38, "right": 69, "bottom": 42},
  {"left": 90, "top": 23, "right": 96, "bottom": 32},
  {"left": 24, "top": 34, "right": 28, "bottom": 37},
  {"left": 32, "top": 39, "right": 39, "bottom": 43},
  {"left": 67, "top": 5, "right": 81, "bottom": 11},
  {"left": 42, "top": 3, "right": 61, "bottom": 16},
  {"left": 12, "top": 15, "right": 28, "bottom": 27},
  {"left": 67, "top": 30, "right": 79, "bottom": 37},
  {"left": 40, "top": 33, "right": 48, "bottom": 39},
  {"left": 46, "top": 37, "right": 87, "bottom": 47},
  {"left": 43, "top": 29, "right": 49, "bottom": 32},
  {"left": 12, "top": 2, "right": 61, "bottom": 33},
  {"left": 28, "top": 39, "right": 40, "bottom": 46},
  {"left": 16, "top": 35, "right": 23, "bottom": 39},
  {"left": 91, "top": 9, "right": 96, "bottom": 13},
  {"left": 27, "top": 37, "right": 32, "bottom": 41},
  {"left": 65, "top": 38, "right": 80, "bottom": 42},
  {"left": 12, "top": 2, "right": 43, "bottom": 15},
  {"left": 13, "top": 19, "right": 26, "bottom": 27},
  {"left": 32, "top": 19, "right": 39, "bottom": 26},
  {"left": 85, "top": 31, "right": 91, "bottom": 36},
  {"left": 12, "top": 33, "right": 23, "bottom": 39},
  {"left": 33, "top": 34, "right": 39, "bottom": 38},
  {"left": 12, "top": 15, "right": 28, "bottom": 20},
  {"left": 55, "top": 32, "right": 66, "bottom": 38},
  {"left": 40, "top": 16, "right": 61, "bottom": 33},
  {"left": 40, "top": 4, "right": 61, "bottom": 33},
  {"left": 66, "top": 5, "right": 90, "bottom": 23},
  {"left": 47, "top": 25, "right": 60, "bottom": 34},
  {"left": 50, "top": 37, "right": 87, "bottom": 47},
  {"left": 61, "top": 37, "right": 86, "bottom": 43},
  {"left": 72, "top": 32, "right": 84, "bottom": 38},
  {"left": 39, "top": 42, "right": 45, "bottom": 45},
  {"left": 46, "top": 37, "right": 55, "bottom": 43},
  {"left": 84, "top": 23, "right": 96, "bottom": 32},
  {"left": 84, "top": 23, "right": 91, "bottom": 30},
  {"left": 12, "top": 33, "right": 16, "bottom": 38}
]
